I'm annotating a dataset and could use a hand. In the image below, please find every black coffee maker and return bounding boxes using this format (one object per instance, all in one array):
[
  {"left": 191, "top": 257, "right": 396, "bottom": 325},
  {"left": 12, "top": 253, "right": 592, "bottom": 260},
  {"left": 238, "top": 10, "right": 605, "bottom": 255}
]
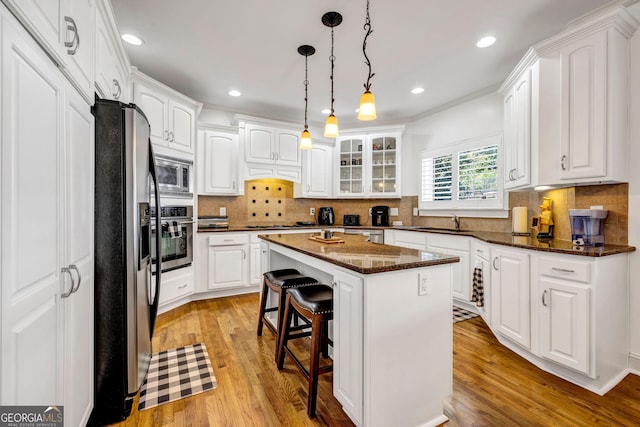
[
  {"left": 371, "top": 206, "right": 390, "bottom": 226},
  {"left": 318, "top": 207, "right": 335, "bottom": 225}
]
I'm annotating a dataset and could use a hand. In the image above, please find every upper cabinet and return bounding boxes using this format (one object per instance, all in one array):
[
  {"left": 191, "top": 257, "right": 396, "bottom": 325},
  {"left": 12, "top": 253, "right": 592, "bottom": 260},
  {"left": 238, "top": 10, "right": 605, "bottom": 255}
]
[
  {"left": 3, "top": 0, "right": 96, "bottom": 102},
  {"left": 336, "top": 129, "right": 402, "bottom": 198},
  {"left": 499, "top": 7, "right": 638, "bottom": 190},
  {"left": 197, "top": 125, "right": 242, "bottom": 195},
  {"left": 95, "top": 0, "right": 130, "bottom": 102},
  {"left": 132, "top": 69, "right": 203, "bottom": 157},
  {"left": 239, "top": 117, "right": 303, "bottom": 182},
  {"left": 294, "top": 141, "right": 334, "bottom": 198}
]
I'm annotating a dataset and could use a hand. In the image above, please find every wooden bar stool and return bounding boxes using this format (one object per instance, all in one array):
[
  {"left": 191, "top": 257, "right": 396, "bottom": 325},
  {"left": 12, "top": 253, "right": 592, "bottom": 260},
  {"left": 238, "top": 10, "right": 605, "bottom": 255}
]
[
  {"left": 276, "top": 284, "right": 333, "bottom": 418},
  {"left": 257, "top": 269, "right": 318, "bottom": 358}
]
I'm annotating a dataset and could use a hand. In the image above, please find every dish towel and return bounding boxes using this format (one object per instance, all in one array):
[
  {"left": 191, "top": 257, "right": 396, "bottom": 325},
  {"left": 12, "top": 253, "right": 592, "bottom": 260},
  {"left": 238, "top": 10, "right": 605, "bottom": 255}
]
[
  {"left": 471, "top": 267, "right": 484, "bottom": 307},
  {"left": 166, "top": 221, "right": 182, "bottom": 239}
]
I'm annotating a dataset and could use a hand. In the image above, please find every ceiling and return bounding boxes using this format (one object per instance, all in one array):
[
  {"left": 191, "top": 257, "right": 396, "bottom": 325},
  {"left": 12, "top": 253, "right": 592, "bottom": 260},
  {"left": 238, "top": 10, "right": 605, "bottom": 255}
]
[{"left": 111, "top": 0, "right": 614, "bottom": 129}]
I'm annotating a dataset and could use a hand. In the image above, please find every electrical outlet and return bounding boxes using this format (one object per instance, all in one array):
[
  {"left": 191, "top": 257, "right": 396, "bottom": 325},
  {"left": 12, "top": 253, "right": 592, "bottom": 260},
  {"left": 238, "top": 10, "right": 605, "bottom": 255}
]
[
  {"left": 368, "top": 208, "right": 372, "bottom": 216},
  {"left": 390, "top": 207, "right": 399, "bottom": 216},
  {"left": 413, "top": 207, "right": 419, "bottom": 216},
  {"left": 310, "top": 207, "right": 315, "bottom": 216},
  {"left": 220, "top": 207, "right": 227, "bottom": 216},
  {"left": 418, "top": 273, "right": 429, "bottom": 296}
]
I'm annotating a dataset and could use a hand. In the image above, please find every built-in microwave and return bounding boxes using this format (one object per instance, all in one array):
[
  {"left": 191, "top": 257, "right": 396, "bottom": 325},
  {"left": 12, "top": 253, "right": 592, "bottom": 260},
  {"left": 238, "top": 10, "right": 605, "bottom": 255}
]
[{"left": 155, "top": 154, "right": 193, "bottom": 198}]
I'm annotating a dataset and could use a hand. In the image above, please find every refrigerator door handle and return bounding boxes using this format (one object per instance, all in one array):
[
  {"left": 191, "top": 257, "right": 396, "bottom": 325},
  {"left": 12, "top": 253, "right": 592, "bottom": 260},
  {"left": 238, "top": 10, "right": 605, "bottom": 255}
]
[{"left": 149, "top": 140, "right": 162, "bottom": 336}]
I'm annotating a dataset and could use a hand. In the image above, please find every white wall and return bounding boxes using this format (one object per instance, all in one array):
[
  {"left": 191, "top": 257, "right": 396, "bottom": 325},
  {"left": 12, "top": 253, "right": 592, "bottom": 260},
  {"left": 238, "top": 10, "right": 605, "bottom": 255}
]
[
  {"left": 401, "top": 92, "right": 503, "bottom": 195},
  {"left": 626, "top": 2, "right": 640, "bottom": 371}
]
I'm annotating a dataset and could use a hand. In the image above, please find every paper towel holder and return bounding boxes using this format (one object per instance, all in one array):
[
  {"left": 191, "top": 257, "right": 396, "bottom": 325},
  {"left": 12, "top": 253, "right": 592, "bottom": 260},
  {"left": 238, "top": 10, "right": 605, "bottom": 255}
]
[{"left": 512, "top": 206, "right": 531, "bottom": 236}]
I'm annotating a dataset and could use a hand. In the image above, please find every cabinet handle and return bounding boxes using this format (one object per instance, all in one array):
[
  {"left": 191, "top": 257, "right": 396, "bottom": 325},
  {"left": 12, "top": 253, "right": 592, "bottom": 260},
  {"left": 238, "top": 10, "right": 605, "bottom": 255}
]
[
  {"left": 69, "top": 264, "right": 81, "bottom": 294},
  {"left": 60, "top": 267, "right": 74, "bottom": 298},
  {"left": 561, "top": 155, "right": 567, "bottom": 171},
  {"left": 64, "top": 16, "right": 80, "bottom": 55},
  {"left": 271, "top": 152, "right": 275, "bottom": 160},
  {"left": 542, "top": 290, "right": 548, "bottom": 307},
  {"left": 477, "top": 249, "right": 484, "bottom": 254},
  {"left": 112, "top": 79, "right": 122, "bottom": 99},
  {"left": 232, "top": 181, "right": 236, "bottom": 190},
  {"left": 274, "top": 152, "right": 279, "bottom": 161},
  {"left": 332, "top": 281, "right": 337, "bottom": 288},
  {"left": 551, "top": 267, "right": 575, "bottom": 274},
  {"left": 307, "top": 184, "right": 310, "bottom": 192},
  {"left": 178, "top": 284, "right": 188, "bottom": 289},
  {"left": 492, "top": 257, "right": 499, "bottom": 270},
  {"left": 170, "top": 131, "right": 175, "bottom": 142},
  {"left": 223, "top": 239, "right": 234, "bottom": 242},
  {"left": 164, "top": 130, "right": 170, "bottom": 141},
  {"left": 242, "top": 249, "right": 247, "bottom": 259}
]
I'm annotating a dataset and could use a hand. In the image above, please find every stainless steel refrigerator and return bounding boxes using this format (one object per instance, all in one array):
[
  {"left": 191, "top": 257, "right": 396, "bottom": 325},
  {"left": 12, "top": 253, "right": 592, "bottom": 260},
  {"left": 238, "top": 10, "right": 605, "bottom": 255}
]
[{"left": 89, "top": 98, "right": 161, "bottom": 426}]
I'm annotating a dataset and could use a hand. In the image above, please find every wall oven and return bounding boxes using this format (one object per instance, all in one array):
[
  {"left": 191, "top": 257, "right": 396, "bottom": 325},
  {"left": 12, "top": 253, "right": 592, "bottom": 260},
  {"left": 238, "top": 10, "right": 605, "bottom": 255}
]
[
  {"left": 155, "top": 154, "right": 193, "bottom": 198},
  {"left": 151, "top": 205, "right": 193, "bottom": 273}
]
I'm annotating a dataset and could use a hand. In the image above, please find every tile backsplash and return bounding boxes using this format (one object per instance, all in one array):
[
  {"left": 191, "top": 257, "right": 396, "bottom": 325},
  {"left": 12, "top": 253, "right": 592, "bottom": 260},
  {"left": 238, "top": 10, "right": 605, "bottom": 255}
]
[{"left": 198, "top": 181, "right": 629, "bottom": 245}]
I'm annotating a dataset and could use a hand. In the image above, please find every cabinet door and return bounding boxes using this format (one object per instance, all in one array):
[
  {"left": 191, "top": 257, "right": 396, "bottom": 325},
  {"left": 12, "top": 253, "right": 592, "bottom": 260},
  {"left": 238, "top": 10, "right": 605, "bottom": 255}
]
[
  {"left": 275, "top": 129, "right": 300, "bottom": 166},
  {"left": 250, "top": 243, "right": 262, "bottom": 286},
  {"left": 491, "top": 248, "right": 531, "bottom": 348},
  {"left": 1, "top": 17, "right": 65, "bottom": 404},
  {"left": 169, "top": 99, "right": 195, "bottom": 153},
  {"left": 504, "top": 70, "right": 531, "bottom": 189},
  {"left": 62, "top": 0, "right": 94, "bottom": 99},
  {"left": 369, "top": 135, "right": 398, "bottom": 196},
  {"left": 559, "top": 31, "right": 607, "bottom": 180},
  {"left": 332, "top": 270, "right": 363, "bottom": 425},
  {"left": 201, "top": 131, "right": 239, "bottom": 194},
  {"left": 303, "top": 143, "right": 332, "bottom": 197},
  {"left": 337, "top": 137, "right": 365, "bottom": 197},
  {"left": 245, "top": 124, "right": 274, "bottom": 163},
  {"left": 427, "top": 244, "right": 470, "bottom": 301},
  {"left": 208, "top": 245, "right": 247, "bottom": 289},
  {"left": 95, "top": 6, "right": 125, "bottom": 102},
  {"left": 473, "top": 255, "right": 491, "bottom": 322},
  {"left": 539, "top": 277, "right": 590, "bottom": 374},
  {"left": 135, "top": 85, "right": 169, "bottom": 147},
  {"left": 63, "top": 84, "right": 94, "bottom": 426}
]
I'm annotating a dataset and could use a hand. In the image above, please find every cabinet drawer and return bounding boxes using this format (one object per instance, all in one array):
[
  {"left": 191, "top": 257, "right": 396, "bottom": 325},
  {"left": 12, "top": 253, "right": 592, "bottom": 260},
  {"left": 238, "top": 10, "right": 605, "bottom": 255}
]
[
  {"left": 428, "top": 234, "right": 470, "bottom": 251},
  {"left": 160, "top": 273, "right": 194, "bottom": 304},
  {"left": 209, "top": 233, "right": 249, "bottom": 246},
  {"left": 473, "top": 242, "right": 490, "bottom": 260},
  {"left": 539, "top": 257, "right": 591, "bottom": 283}
]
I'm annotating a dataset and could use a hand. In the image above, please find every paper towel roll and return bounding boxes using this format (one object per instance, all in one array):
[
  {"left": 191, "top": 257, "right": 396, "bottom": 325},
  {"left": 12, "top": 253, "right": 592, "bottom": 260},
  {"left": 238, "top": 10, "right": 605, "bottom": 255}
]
[{"left": 512, "top": 207, "right": 529, "bottom": 234}]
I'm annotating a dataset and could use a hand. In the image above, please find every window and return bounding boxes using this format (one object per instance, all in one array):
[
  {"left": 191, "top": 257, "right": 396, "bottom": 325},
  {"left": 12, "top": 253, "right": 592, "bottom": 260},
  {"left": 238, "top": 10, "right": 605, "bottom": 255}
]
[{"left": 420, "top": 133, "right": 504, "bottom": 210}]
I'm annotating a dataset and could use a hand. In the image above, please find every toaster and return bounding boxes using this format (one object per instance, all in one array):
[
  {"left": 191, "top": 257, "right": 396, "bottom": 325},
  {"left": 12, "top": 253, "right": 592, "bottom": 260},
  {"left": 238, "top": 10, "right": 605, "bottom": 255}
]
[{"left": 343, "top": 214, "right": 360, "bottom": 226}]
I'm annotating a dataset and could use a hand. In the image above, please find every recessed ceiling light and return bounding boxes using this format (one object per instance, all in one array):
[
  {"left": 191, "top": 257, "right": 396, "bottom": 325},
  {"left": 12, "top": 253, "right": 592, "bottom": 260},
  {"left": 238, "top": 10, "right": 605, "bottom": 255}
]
[
  {"left": 321, "top": 109, "right": 331, "bottom": 115},
  {"left": 476, "top": 36, "right": 496, "bottom": 48},
  {"left": 121, "top": 34, "right": 143, "bottom": 46},
  {"left": 411, "top": 87, "right": 424, "bottom": 94},
  {"left": 228, "top": 90, "right": 241, "bottom": 97}
]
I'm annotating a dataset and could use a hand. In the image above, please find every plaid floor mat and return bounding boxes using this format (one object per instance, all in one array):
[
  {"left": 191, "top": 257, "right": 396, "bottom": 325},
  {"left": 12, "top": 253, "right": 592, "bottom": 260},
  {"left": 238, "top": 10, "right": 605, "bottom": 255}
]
[
  {"left": 138, "top": 343, "right": 217, "bottom": 411},
  {"left": 453, "top": 305, "right": 479, "bottom": 323}
]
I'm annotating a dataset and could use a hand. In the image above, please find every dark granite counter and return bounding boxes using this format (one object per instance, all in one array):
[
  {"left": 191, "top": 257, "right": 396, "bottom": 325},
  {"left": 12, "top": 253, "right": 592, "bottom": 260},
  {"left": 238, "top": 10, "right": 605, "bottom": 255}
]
[{"left": 258, "top": 232, "right": 459, "bottom": 274}]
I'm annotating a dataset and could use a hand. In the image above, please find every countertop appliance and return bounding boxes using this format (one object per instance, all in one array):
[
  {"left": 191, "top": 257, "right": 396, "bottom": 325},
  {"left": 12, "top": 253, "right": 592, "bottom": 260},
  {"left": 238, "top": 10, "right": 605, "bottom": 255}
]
[
  {"left": 344, "top": 214, "right": 360, "bottom": 226},
  {"left": 151, "top": 205, "right": 194, "bottom": 272},
  {"left": 318, "top": 207, "right": 335, "bottom": 225},
  {"left": 198, "top": 215, "right": 230, "bottom": 229},
  {"left": 90, "top": 99, "right": 161, "bottom": 426},
  {"left": 344, "top": 228, "right": 384, "bottom": 244},
  {"left": 155, "top": 153, "right": 193, "bottom": 198},
  {"left": 372, "top": 206, "right": 390, "bottom": 227}
]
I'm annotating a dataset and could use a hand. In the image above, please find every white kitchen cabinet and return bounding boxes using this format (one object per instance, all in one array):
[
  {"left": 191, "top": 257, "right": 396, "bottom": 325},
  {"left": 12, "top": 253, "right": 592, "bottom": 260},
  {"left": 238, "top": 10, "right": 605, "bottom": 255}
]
[
  {"left": 207, "top": 234, "right": 249, "bottom": 290},
  {"left": 240, "top": 118, "right": 302, "bottom": 182},
  {"left": 0, "top": 10, "right": 94, "bottom": 425},
  {"left": 472, "top": 241, "right": 491, "bottom": 323},
  {"left": 336, "top": 129, "right": 402, "bottom": 198},
  {"left": 502, "top": 67, "right": 531, "bottom": 189},
  {"left": 385, "top": 229, "right": 428, "bottom": 250},
  {"left": 332, "top": 269, "right": 364, "bottom": 426},
  {"left": 197, "top": 126, "right": 241, "bottom": 195},
  {"left": 428, "top": 234, "right": 471, "bottom": 301},
  {"left": 250, "top": 242, "right": 262, "bottom": 285},
  {"left": 3, "top": 0, "right": 95, "bottom": 102},
  {"left": 295, "top": 141, "right": 333, "bottom": 198},
  {"left": 95, "top": 0, "right": 129, "bottom": 102},
  {"left": 158, "top": 266, "right": 195, "bottom": 307},
  {"left": 491, "top": 247, "right": 531, "bottom": 349},
  {"left": 132, "top": 69, "right": 202, "bottom": 156}
]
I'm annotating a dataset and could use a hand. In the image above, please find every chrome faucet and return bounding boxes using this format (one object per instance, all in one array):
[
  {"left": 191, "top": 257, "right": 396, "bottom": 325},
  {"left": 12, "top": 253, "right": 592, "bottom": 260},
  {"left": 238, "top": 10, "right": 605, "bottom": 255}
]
[{"left": 451, "top": 214, "right": 460, "bottom": 231}]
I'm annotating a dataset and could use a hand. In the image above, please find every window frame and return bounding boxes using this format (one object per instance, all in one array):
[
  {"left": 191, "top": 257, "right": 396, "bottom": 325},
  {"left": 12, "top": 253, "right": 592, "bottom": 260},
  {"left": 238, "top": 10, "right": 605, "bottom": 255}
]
[{"left": 419, "top": 133, "right": 506, "bottom": 211}]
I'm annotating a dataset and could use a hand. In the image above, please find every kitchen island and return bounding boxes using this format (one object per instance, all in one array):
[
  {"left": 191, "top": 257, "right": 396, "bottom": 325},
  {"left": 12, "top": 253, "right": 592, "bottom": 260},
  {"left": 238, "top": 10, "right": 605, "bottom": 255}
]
[{"left": 259, "top": 232, "right": 460, "bottom": 427}]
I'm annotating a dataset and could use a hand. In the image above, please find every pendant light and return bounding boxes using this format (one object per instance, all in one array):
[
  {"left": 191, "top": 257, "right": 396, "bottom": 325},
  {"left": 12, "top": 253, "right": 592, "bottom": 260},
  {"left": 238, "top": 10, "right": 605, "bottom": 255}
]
[
  {"left": 298, "top": 45, "right": 315, "bottom": 150},
  {"left": 322, "top": 11, "right": 342, "bottom": 138},
  {"left": 358, "top": 0, "right": 377, "bottom": 121}
]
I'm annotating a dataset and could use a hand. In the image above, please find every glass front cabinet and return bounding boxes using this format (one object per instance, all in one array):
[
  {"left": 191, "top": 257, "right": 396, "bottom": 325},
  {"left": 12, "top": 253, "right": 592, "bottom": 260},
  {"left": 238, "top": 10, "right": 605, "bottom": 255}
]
[{"left": 336, "top": 131, "right": 402, "bottom": 198}]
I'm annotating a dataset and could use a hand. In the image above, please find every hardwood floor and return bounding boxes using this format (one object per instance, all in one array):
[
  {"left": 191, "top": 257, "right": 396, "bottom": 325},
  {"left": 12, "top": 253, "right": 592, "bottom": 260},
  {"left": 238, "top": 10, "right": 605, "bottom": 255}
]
[{"left": 113, "top": 294, "right": 640, "bottom": 426}]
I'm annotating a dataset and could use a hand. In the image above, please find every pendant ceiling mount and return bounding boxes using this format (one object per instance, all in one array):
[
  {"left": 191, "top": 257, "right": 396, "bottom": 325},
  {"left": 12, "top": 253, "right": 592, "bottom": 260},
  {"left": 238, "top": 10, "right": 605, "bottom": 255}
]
[
  {"left": 321, "top": 11, "right": 343, "bottom": 28},
  {"left": 297, "top": 45, "right": 316, "bottom": 57}
]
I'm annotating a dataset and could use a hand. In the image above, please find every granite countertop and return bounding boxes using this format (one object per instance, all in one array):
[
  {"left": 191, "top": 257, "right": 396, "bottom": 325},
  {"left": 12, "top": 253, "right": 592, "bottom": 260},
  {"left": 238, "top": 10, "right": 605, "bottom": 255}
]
[
  {"left": 258, "top": 232, "right": 460, "bottom": 275},
  {"left": 198, "top": 224, "right": 635, "bottom": 257}
]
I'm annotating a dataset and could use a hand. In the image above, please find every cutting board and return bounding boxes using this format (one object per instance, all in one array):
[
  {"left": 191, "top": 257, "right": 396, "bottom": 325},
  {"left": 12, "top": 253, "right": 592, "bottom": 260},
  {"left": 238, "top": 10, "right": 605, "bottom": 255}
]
[{"left": 308, "top": 235, "right": 345, "bottom": 244}]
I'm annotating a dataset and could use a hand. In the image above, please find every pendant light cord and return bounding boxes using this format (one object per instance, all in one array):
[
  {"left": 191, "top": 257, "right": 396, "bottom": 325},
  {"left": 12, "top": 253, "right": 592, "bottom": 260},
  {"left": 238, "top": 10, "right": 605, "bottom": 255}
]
[
  {"left": 304, "top": 55, "right": 309, "bottom": 130},
  {"left": 362, "top": 0, "right": 375, "bottom": 91},
  {"left": 329, "top": 26, "right": 336, "bottom": 115}
]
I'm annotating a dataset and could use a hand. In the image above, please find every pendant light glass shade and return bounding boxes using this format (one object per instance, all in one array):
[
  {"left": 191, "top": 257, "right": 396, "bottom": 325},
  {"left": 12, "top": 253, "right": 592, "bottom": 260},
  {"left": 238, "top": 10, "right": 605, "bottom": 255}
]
[
  {"left": 358, "top": 90, "right": 377, "bottom": 121},
  {"left": 324, "top": 114, "right": 339, "bottom": 138},
  {"left": 300, "top": 129, "right": 313, "bottom": 149}
]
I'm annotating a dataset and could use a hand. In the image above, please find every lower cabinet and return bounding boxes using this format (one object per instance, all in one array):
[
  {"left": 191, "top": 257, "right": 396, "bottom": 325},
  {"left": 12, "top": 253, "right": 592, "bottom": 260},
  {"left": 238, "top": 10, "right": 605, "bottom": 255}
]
[
  {"left": 250, "top": 242, "right": 262, "bottom": 285},
  {"left": 491, "top": 247, "right": 531, "bottom": 349},
  {"left": 427, "top": 234, "right": 471, "bottom": 301},
  {"left": 159, "top": 266, "right": 195, "bottom": 308},
  {"left": 207, "top": 234, "right": 249, "bottom": 290}
]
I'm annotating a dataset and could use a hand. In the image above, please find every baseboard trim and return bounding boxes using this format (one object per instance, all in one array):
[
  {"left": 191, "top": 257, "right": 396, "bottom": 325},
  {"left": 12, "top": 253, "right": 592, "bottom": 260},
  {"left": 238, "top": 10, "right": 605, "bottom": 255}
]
[{"left": 629, "top": 352, "right": 640, "bottom": 374}]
